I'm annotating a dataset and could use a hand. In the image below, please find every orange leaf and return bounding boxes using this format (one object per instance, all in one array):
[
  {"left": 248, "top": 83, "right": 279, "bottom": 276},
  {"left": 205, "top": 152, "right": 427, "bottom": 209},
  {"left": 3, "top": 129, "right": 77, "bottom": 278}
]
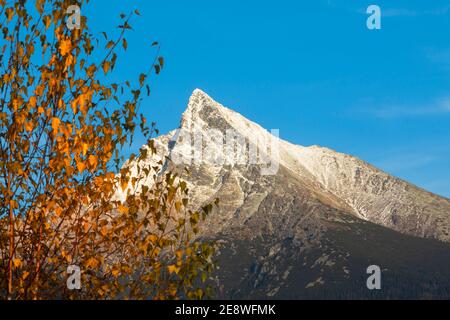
[
  {"left": 59, "top": 39, "right": 72, "bottom": 56},
  {"left": 77, "top": 161, "right": 85, "bottom": 173},
  {"left": 148, "top": 234, "right": 158, "bottom": 244},
  {"left": 88, "top": 155, "right": 98, "bottom": 167},
  {"left": 82, "top": 143, "right": 88, "bottom": 156},
  {"left": 100, "top": 226, "right": 108, "bottom": 237},
  {"left": 13, "top": 259, "right": 22, "bottom": 268},
  {"left": 51, "top": 117, "right": 60, "bottom": 133},
  {"left": 117, "top": 205, "right": 128, "bottom": 214},
  {"left": 102, "top": 61, "right": 110, "bottom": 74},
  {"left": 85, "top": 257, "right": 98, "bottom": 269},
  {"left": 71, "top": 100, "right": 77, "bottom": 114},
  {"left": 111, "top": 269, "right": 120, "bottom": 277},
  {"left": 175, "top": 201, "right": 182, "bottom": 212},
  {"left": 29, "top": 96, "right": 37, "bottom": 107},
  {"left": 167, "top": 265, "right": 180, "bottom": 275},
  {"left": 5, "top": 8, "right": 14, "bottom": 22},
  {"left": 24, "top": 121, "right": 33, "bottom": 132}
]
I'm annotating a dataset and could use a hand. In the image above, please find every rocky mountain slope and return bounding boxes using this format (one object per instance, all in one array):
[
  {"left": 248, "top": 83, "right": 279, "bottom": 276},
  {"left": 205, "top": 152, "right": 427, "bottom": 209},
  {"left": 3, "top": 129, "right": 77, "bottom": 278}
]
[{"left": 120, "top": 89, "right": 450, "bottom": 299}]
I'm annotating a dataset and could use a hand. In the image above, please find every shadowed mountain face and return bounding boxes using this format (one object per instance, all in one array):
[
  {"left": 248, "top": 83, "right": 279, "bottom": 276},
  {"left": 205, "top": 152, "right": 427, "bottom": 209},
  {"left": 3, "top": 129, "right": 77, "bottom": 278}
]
[{"left": 121, "top": 89, "right": 450, "bottom": 299}]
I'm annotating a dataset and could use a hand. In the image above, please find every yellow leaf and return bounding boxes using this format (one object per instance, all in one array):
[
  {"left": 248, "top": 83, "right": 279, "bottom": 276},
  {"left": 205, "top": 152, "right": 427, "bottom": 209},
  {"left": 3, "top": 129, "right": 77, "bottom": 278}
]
[
  {"left": 64, "top": 54, "right": 74, "bottom": 71},
  {"left": 71, "top": 100, "right": 77, "bottom": 114},
  {"left": 6, "top": 8, "right": 14, "bottom": 22},
  {"left": 148, "top": 234, "right": 158, "bottom": 244},
  {"left": 175, "top": 201, "right": 182, "bottom": 212},
  {"left": 51, "top": 117, "right": 60, "bottom": 133},
  {"left": 102, "top": 61, "right": 110, "bottom": 74},
  {"left": 24, "top": 121, "right": 33, "bottom": 132},
  {"left": 12, "top": 99, "right": 19, "bottom": 111},
  {"left": 29, "top": 96, "right": 37, "bottom": 107},
  {"left": 78, "top": 94, "right": 89, "bottom": 115},
  {"left": 43, "top": 15, "right": 51, "bottom": 29},
  {"left": 117, "top": 205, "right": 128, "bottom": 214},
  {"left": 10, "top": 200, "right": 18, "bottom": 209},
  {"left": 100, "top": 226, "right": 108, "bottom": 237},
  {"left": 167, "top": 265, "right": 180, "bottom": 275},
  {"left": 85, "top": 257, "right": 98, "bottom": 269},
  {"left": 82, "top": 143, "right": 88, "bottom": 156},
  {"left": 55, "top": 207, "right": 62, "bottom": 217},
  {"left": 59, "top": 39, "right": 72, "bottom": 56},
  {"left": 13, "top": 258, "right": 22, "bottom": 268},
  {"left": 77, "top": 161, "right": 85, "bottom": 173},
  {"left": 88, "top": 155, "right": 98, "bottom": 168},
  {"left": 112, "top": 269, "right": 120, "bottom": 277}
]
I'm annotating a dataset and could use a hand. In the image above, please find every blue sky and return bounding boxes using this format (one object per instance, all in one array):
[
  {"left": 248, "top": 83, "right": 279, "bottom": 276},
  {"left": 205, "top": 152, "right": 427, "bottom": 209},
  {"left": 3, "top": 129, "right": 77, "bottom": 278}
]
[{"left": 85, "top": 0, "right": 450, "bottom": 198}]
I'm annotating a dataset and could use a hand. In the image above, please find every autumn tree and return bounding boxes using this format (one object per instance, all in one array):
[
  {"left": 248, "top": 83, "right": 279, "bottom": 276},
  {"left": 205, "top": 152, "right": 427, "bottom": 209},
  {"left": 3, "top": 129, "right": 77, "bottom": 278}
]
[{"left": 0, "top": 0, "right": 215, "bottom": 299}]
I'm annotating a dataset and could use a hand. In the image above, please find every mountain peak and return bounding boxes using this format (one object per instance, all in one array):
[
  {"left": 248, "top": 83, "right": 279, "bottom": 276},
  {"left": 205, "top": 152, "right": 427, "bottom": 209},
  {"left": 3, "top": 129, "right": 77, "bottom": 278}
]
[
  {"left": 122, "top": 89, "right": 450, "bottom": 243},
  {"left": 191, "top": 88, "right": 210, "bottom": 98},
  {"left": 186, "top": 88, "right": 215, "bottom": 112},
  {"left": 118, "top": 90, "right": 450, "bottom": 299},
  {"left": 181, "top": 88, "right": 241, "bottom": 133},
  {"left": 182, "top": 88, "right": 216, "bottom": 128}
]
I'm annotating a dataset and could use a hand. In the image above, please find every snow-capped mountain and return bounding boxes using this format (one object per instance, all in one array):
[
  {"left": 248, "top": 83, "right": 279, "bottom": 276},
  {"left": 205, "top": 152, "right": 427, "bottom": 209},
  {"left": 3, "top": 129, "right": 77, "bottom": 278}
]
[{"left": 121, "top": 89, "right": 450, "bottom": 299}]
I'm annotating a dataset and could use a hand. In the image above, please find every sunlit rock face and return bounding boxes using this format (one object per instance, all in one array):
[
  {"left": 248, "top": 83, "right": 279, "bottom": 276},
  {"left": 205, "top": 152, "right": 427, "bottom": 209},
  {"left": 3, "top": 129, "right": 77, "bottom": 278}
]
[{"left": 120, "top": 89, "right": 450, "bottom": 299}]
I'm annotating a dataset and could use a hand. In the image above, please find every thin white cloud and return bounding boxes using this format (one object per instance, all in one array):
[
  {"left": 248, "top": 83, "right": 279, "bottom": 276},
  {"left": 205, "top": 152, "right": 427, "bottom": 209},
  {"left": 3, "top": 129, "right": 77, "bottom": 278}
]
[
  {"left": 371, "top": 150, "right": 450, "bottom": 198},
  {"left": 365, "top": 5, "right": 450, "bottom": 17},
  {"left": 374, "top": 153, "right": 436, "bottom": 173},
  {"left": 368, "top": 97, "right": 450, "bottom": 118},
  {"left": 382, "top": 8, "right": 418, "bottom": 17}
]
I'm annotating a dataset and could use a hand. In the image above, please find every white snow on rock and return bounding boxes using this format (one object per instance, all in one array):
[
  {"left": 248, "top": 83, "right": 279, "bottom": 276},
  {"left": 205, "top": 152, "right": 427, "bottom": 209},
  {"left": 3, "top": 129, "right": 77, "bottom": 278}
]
[{"left": 115, "top": 89, "right": 450, "bottom": 242}]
